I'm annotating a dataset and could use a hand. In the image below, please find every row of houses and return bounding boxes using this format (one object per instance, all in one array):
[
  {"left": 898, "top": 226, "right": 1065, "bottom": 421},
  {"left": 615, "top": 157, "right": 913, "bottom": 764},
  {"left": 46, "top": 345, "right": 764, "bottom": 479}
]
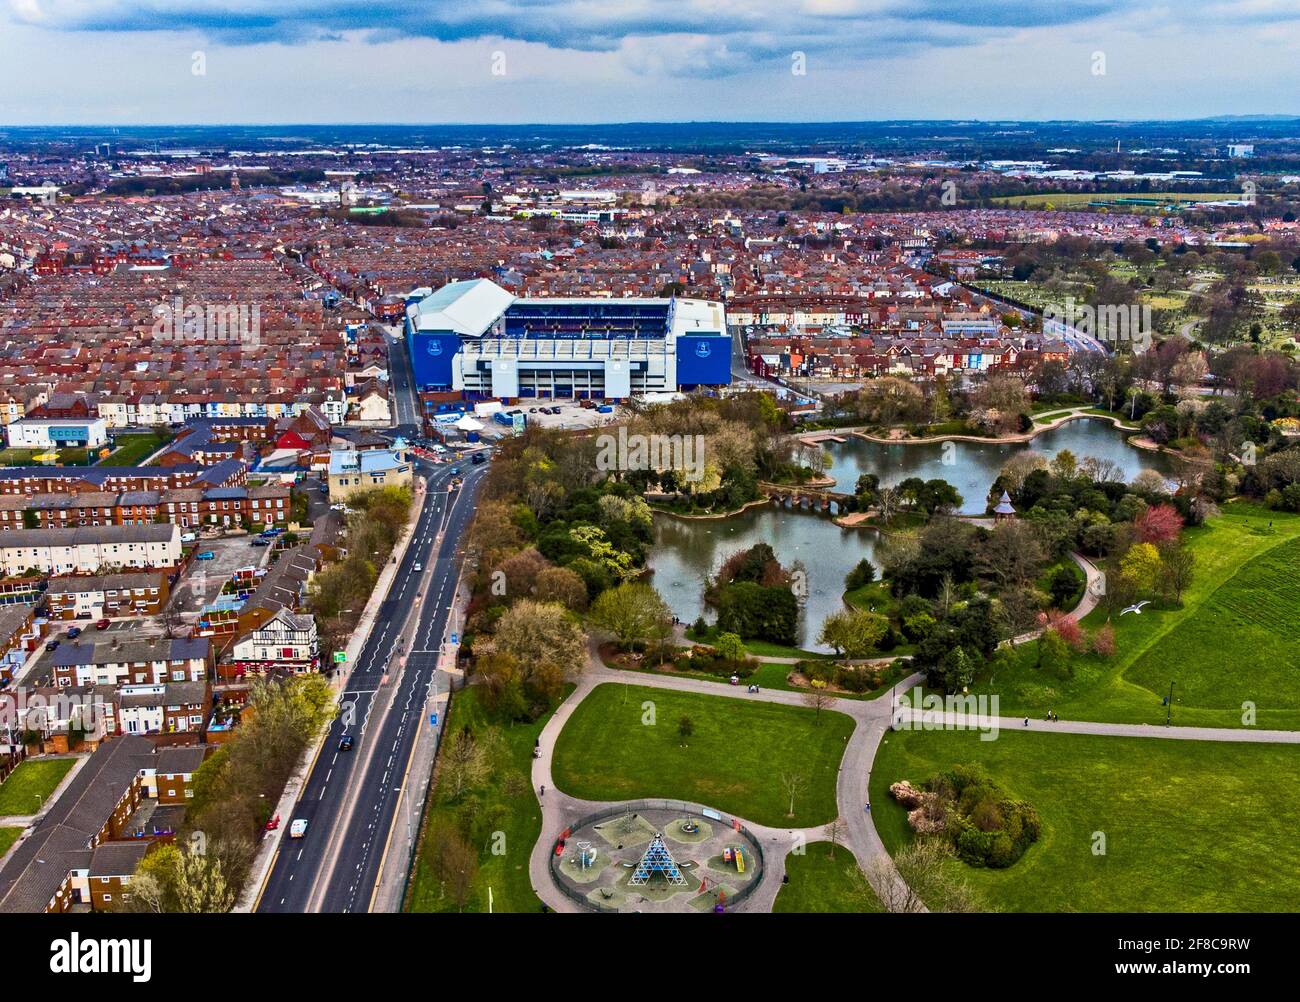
[{"left": 0, "top": 482, "right": 290, "bottom": 532}]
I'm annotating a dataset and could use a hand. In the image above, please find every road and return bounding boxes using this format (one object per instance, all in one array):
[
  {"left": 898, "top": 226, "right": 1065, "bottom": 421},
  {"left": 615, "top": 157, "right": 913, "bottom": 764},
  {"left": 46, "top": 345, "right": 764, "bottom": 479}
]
[
  {"left": 256, "top": 457, "right": 485, "bottom": 912},
  {"left": 256, "top": 320, "right": 483, "bottom": 913}
]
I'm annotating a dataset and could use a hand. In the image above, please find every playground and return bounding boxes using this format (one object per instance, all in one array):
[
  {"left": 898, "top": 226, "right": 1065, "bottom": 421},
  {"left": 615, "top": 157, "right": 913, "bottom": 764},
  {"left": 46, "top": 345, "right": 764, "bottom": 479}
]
[{"left": 550, "top": 806, "right": 764, "bottom": 913}]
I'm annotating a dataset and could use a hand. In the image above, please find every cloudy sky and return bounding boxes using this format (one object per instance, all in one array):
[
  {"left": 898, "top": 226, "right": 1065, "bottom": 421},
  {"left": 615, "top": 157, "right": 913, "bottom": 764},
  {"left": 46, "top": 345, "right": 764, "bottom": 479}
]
[{"left": 1, "top": 1, "right": 1297, "bottom": 124}]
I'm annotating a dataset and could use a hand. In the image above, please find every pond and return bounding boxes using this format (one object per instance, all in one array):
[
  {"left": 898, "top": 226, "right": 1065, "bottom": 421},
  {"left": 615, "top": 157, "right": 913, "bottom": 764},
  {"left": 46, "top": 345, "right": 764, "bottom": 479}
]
[
  {"left": 647, "top": 417, "right": 1172, "bottom": 650},
  {"left": 821, "top": 417, "right": 1175, "bottom": 515},
  {"left": 650, "top": 507, "right": 877, "bottom": 653}
]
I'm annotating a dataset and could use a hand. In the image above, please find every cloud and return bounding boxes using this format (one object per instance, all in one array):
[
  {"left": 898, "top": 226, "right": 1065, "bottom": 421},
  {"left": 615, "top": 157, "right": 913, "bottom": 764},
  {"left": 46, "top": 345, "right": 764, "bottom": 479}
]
[{"left": 2, "top": 0, "right": 1143, "bottom": 57}]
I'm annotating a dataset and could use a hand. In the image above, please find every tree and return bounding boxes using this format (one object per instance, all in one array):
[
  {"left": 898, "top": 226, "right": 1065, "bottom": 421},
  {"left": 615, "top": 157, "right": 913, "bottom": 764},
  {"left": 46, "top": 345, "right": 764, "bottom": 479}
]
[
  {"left": 441, "top": 726, "right": 490, "bottom": 799},
  {"left": 1119, "top": 541, "right": 1162, "bottom": 594},
  {"left": 844, "top": 558, "right": 876, "bottom": 591},
  {"left": 869, "top": 838, "right": 980, "bottom": 913},
  {"left": 424, "top": 816, "right": 478, "bottom": 911},
  {"left": 1157, "top": 540, "right": 1195, "bottom": 604},
  {"left": 588, "top": 583, "right": 671, "bottom": 651},
  {"left": 823, "top": 817, "right": 848, "bottom": 856},
  {"left": 1134, "top": 503, "right": 1183, "bottom": 545},
  {"left": 780, "top": 770, "right": 806, "bottom": 818},
  {"left": 123, "top": 844, "right": 235, "bottom": 913},
  {"left": 979, "top": 520, "right": 1047, "bottom": 591},
  {"left": 494, "top": 600, "right": 588, "bottom": 685},
  {"left": 533, "top": 565, "right": 589, "bottom": 611},
  {"left": 818, "top": 608, "right": 889, "bottom": 658},
  {"left": 713, "top": 631, "right": 746, "bottom": 663},
  {"left": 802, "top": 679, "right": 835, "bottom": 722}
]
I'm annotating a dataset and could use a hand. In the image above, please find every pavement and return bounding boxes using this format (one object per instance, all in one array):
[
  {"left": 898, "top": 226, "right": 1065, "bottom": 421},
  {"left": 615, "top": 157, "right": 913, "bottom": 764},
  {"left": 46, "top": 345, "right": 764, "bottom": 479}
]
[{"left": 252, "top": 456, "right": 487, "bottom": 913}]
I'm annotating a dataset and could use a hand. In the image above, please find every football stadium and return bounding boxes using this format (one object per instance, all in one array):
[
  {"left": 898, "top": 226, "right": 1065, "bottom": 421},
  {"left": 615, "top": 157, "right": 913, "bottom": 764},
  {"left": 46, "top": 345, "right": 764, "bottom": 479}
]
[{"left": 404, "top": 279, "right": 731, "bottom": 399}]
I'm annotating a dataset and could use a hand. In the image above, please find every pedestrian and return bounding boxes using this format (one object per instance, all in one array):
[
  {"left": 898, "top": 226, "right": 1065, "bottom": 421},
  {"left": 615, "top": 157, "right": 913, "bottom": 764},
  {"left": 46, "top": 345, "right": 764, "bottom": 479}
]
[
  {"left": 540, "top": 785, "right": 545, "bottom": 798},
  {"left": 1023, "top": 717, "right": 1029, "bottom": 727}
]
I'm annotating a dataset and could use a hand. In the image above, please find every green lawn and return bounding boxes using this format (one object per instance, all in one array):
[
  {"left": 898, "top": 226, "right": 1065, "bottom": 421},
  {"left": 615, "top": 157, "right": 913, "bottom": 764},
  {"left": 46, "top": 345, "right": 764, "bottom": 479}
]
[
  {"left": 870, "top": 726, "right": 1300, "bottom": 912},
  {"left": 968, "top": 504, "right": 1300, "bottom": 728},
  {"left": 0, "top": 447, "right": 90, "bottom": 466},
  {"left": 406, "top": 687, "right": 565, "bottom": 914},
  {"left": 552, "top": 682, "right": 853, "bottom": 827},
  {"left": 101, "top": 431, "right": 171, "bottom": 466},
  {"left": 0, "top": 827, "right": 22, "bottom": 858},
  {"left": 599, "top": 654, "right": 905, "bottom": 701},
  {"left": 0, "top": 759, "right": 76, "bottom": 815},
  {"left": 773, "top": 842, "right": 883, "bottom": 913}
]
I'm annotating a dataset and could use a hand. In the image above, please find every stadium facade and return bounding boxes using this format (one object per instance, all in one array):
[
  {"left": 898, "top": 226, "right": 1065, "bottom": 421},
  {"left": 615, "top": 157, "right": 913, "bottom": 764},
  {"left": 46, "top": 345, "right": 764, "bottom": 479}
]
[{"left": 403, "top": 279, "right": 731, "bottom": 399}]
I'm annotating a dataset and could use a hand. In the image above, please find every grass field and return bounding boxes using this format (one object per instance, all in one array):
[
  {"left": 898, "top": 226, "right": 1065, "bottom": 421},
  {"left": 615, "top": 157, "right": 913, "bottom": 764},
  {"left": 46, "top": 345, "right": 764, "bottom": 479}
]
[
  {"left": 405, "top": 687, "right": 565, "bottom": 914},
  {"left": 101, "top": 431, "right": 170, "bottom": 466},
  {"left": 869, "top": 726, "right": 1300, "bottom": 912},
  {"left": 0, "top": 447, "right": 91, "bottom": 466},
  {"left": 552, "top": 682, "right": 853, "bottom": 827},
  {"left": 991, "top": 191, "right": 1238, "bottom": 212},
  {"left": 773, "top": 842, "right": 883, "bottom": 913},
  {"left": 968, "top": 504, "right": 1300, "bottom": 728},
  {"left": 0, "top": 759, "right": 76, "bottom": 815},
  {"left": 0, "top": 827, "right": 21, "bottom": 858}
]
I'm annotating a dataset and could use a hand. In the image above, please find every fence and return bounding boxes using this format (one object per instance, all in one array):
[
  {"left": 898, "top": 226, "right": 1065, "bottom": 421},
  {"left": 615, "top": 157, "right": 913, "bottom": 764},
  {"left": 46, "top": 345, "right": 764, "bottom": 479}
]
[{"left": 548, "top": 799, "right": 768, "bottom": 913}]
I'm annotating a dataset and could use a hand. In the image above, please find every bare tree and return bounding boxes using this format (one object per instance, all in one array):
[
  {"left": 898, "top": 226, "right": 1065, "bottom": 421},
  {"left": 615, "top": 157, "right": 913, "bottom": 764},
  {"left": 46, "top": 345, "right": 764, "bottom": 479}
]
[
  {"left": 823, "top": 817, "right": 848, "bottom": 856},
  {"left": 866, "top": 839, "right": 983, "bottom": 914},
  {"left": 780, "top": 771, "right": 806, "bottom": 818},
  {"left": 801, "top": 681, "right": 835, "bottom": 722}
]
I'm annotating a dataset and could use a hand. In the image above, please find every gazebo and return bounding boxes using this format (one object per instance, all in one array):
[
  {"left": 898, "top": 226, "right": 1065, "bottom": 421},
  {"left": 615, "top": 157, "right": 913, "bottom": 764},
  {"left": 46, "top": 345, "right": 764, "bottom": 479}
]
[{"left": 994, "top": 490, "right": 1017, "bottom": 521}]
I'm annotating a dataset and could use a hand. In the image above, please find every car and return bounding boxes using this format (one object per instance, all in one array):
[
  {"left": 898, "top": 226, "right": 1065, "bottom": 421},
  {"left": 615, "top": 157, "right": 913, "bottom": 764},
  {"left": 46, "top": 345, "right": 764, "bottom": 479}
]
[
  {"left": 449, "top": 467, "right": 461, "bottom": 475},
  {"left": 251, "top": 537, "right": 271, "bottom": 546},
  {"left": 471, "top": 452, "right": 486, "bottom": 465},
  {"left": 338, "top": 735, "right": 354, "bottom": 752},
  {"left": 95, "top": 618, "right": 110, "bottom": 630},
  {"left": 413, "top": 562, "right": 422, "bottom": 572},
  {"left": 45, "top": 640, "right": 59, "bottom": 652},
  {"left": 195, "top": 551, "right": 215, "bottom": 560},
  {"left": 264, "top": 526, "right": 284, "bottom": 536},
  {"left": 289, "top": 819, "right": 308, "bottom": 839},
  {"left": 319, "top": 484, "right": 329, "bottom": 493},
  {"left": 66, "top": 627, "right": 81, "bottom": 639}
]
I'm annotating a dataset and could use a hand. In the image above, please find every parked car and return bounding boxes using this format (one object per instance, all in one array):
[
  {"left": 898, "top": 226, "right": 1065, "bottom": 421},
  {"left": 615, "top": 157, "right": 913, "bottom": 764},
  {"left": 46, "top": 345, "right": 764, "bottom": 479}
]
[
  {"left": 251, "top": 537, "right": 271, "bottom": 547},
  {"left": 44, "top": 640, "right": 59, "bottom": 652},
  {"left": 95, "top": 618, "right": 111, "bottom": 630},
  {"left": 180, "top": 531, "right": 197, "bottom": 544},
  {"left": 338, "top": 735, "right": 354, "bottom": 752},
  {"left": 195, "top": 551, "right": 216, "bottom": 560},
  {"left": 66, "top": 627, "right": 81, "bottom": 639}
]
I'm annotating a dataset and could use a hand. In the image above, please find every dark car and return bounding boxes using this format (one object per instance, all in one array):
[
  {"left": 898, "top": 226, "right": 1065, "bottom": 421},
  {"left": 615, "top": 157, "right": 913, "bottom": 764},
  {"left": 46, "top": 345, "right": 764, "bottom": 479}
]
[
  {"left": 251, "top": 537, "right": 271, "bottom": 547},
  {"left": 471, "top": 452, "right": 485, "bottom": 464},
  {"left": 44, "top": 640, "right": 59, "bottom": 652},
  {"left": 338, "top": 735, "right": 354, "bottom": 752},
  {"left": 67, "top": 627, "right": 82, "bottom": 639}
]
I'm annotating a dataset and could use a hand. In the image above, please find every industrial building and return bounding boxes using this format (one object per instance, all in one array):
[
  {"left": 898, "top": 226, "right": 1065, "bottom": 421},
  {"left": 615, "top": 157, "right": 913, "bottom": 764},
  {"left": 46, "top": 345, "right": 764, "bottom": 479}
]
[{"left": 404, "top": 279, "right": 731, "bottom": 399}]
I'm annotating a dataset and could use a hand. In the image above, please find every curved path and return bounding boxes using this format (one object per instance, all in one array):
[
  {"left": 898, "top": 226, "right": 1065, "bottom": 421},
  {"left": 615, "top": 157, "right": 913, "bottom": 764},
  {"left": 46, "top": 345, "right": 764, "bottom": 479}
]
[{"left": 527, "top": 615, "right": 1300, "bottom": 913}]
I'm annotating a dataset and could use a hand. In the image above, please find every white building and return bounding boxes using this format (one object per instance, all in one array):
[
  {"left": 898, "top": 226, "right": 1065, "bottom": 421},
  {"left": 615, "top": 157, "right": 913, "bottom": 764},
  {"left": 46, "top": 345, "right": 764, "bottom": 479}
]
[
  {"left": 227, "top": 609, "right": 319, "bottom": 675},
  {"left": 6, "top": 417, "right": 108, "bottom": 451},
  {"left": 0, "top": 524, "right": 181, "bottom": 577}
]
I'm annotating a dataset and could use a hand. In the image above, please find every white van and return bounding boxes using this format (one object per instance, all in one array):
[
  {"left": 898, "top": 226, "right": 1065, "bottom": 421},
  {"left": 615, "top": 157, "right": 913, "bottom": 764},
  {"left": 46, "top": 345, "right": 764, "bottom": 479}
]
[
  {"left": 289, "top": 819, "right": 308, "bottom": 839},
  {"left": 180, "top": 532, "right": 197, "bottom": 544}
]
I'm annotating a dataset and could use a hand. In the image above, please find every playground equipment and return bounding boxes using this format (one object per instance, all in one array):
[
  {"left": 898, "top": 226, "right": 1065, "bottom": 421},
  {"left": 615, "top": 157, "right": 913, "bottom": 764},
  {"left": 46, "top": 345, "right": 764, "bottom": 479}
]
[
  {"left": 575, "top": 841, "right": 597, "bottom": 869},
  {"left": 630, "top": 834, "right": 687, "bottom": 886},
  {"left": 723, "top": 846, "right": 745, "bottom": 872}
]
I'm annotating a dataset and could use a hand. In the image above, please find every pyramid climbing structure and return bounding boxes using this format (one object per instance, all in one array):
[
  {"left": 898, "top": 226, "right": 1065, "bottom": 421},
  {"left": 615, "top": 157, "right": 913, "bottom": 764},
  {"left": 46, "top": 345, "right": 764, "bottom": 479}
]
[{"left": 630, "top": 833, "right": 687, "bottom": 885}]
